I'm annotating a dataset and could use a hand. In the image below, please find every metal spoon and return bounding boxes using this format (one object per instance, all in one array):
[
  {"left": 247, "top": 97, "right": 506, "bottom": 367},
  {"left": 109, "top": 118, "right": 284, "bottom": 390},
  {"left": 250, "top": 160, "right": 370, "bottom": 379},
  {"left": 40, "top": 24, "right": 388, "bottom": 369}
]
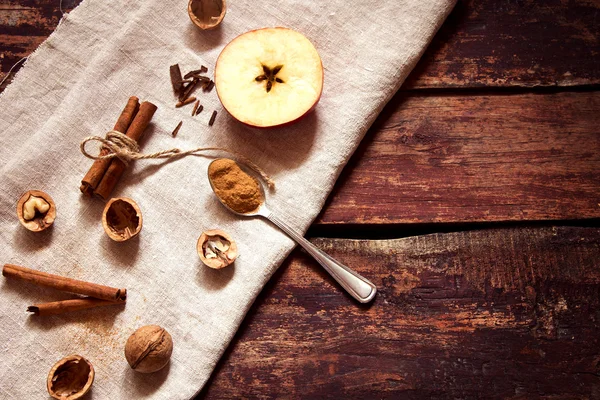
[{"left": 208, "top": 161, "right": 377, "bottom": 303}]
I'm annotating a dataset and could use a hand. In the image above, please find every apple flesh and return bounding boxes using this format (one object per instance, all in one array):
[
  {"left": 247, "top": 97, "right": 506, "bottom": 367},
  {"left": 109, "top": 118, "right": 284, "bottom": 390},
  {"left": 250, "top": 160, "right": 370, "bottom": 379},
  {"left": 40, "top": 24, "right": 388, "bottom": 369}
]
[{"left": 215, "top": 27, "right": 323, "bottom": 128}]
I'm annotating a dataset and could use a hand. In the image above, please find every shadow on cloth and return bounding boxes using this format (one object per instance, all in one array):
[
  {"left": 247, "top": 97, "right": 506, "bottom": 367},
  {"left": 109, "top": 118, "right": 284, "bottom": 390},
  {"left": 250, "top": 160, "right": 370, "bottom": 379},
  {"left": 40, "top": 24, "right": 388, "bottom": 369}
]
[
  {"left": 196, "top": 261, "right": 235, "bottom": 291},
  {"left": 12, "top": 224, "right": 54, "bottom": 251},
  {"left": 124, "top": 361, "right": 171, "bottom": 395},
  {"left": 184, "top": 23, "right": 224, "bottom": 52},
  {"left": 221, "top": 109, "right": 319, "bottom": 173},
  {"left": 101, "top": 232, "right": 141, "bottom": 267},
  {"left": 77, "top": 195, "right": 108, "bottom": 227}
]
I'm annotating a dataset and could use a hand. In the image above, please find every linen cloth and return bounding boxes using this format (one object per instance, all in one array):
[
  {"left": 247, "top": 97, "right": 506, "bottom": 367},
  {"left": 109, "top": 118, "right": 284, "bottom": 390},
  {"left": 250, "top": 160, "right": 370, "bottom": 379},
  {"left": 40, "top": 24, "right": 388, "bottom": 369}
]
[{"left": 0, "top": 0, "right": 455, "bottom": 398}]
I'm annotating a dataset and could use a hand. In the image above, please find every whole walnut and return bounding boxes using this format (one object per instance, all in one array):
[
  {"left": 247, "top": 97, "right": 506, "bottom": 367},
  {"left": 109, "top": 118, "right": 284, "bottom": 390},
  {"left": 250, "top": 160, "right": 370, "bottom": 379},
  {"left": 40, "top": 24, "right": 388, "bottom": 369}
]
[{"left": 124, "top": 325, "right": 173, "bottom": 373}]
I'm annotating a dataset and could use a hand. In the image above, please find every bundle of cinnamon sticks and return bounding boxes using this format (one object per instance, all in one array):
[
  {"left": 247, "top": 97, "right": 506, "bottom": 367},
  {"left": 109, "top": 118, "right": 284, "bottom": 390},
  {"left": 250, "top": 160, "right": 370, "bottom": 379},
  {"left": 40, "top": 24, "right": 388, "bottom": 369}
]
[
  {"left": 3, "top": 264, "right": 126, "bottom": 316},
  {"left": 80, "top": 97, "right": 157, "bottom": 200}
]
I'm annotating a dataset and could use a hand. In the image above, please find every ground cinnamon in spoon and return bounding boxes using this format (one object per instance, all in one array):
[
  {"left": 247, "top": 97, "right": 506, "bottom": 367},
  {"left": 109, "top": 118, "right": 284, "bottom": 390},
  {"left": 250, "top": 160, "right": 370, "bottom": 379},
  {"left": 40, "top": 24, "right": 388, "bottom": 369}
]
[{"left": 208, "top": 158, "right": 264, "bottom": 214}]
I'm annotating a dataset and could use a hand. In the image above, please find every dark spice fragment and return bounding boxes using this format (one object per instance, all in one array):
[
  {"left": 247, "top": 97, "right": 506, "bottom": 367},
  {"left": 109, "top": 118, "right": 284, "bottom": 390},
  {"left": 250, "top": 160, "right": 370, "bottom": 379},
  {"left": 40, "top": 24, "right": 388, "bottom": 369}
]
[
  {"left": 170, "top": 64, "right": 184, "bottom": 94},
  {"left": 172, "top": 121, "right": 183, "bottom": 137},
  {"left": 184, "top": 65, "right": 209, "bottom": 79},
  {"left": 179, "top": 78, "right": 198, "bottom": 102},
  {"left": 208, "top": 110, "right": 217, "bottom": 126},
  {"left": 204, "top": 80, "right": 215, "bottom": 92},
  {"left": 176, "top": 96, "right": 196, "bottom": 108},
  {"left": 195, "top": 104, "right": 204, "bottom": 116},
  {"left": 183, "top": 71, "right": 199, "bottom": 80}
]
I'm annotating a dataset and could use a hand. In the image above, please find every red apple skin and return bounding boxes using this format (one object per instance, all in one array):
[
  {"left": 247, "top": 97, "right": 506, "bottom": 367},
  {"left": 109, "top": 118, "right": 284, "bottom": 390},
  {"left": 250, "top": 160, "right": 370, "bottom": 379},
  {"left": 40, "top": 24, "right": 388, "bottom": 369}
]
[{"left": 214, "top": 27, "right": 324, "bottom": 130}]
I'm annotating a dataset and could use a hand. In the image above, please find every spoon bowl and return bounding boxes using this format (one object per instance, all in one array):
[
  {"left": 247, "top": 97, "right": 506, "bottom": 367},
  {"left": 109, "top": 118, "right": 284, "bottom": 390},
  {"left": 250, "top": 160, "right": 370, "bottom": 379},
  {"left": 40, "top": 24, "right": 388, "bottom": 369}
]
[{"left": 207, "top": 162, "right": 268, "bottom": 217}]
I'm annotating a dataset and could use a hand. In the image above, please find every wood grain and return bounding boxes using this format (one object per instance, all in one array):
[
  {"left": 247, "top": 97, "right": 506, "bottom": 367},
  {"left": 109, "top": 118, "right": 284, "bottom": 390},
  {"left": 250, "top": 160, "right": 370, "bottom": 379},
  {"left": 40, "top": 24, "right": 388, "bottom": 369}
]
[
  {"left": 0, "top": 0, "right": 76, "bottom": 91},
  {"left": 200, "top": 226, "right": 600, "bottom": 399},
  {"left": 317, "top": 91, "right": 600, "bottom": 225},
  {"left": 405, "top": 0, "right": 600, "bottom": 89},
  {"left": 2, "top": 0, "right": 600, "bottom": 91}
]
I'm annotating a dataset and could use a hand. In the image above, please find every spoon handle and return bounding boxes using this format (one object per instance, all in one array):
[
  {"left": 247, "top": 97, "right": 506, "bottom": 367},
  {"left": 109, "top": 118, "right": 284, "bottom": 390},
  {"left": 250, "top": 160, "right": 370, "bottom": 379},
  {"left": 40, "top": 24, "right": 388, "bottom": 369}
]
[{"left": 265, "top": 212, "right": 376, "bottom": 303}]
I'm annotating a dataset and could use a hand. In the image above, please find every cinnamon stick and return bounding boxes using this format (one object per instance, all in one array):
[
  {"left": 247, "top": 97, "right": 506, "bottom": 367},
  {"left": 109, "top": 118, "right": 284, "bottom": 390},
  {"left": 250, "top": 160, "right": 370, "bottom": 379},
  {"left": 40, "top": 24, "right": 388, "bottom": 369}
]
[
  {"left": 94, "top": 101, "right": 158, "bottom": 200},
  {"left": 27, "top": 298, "right": 123, "bottom": 316},
  {"left": 3, "top": 264, "right": 127, "bottom": 302},
  {"left": 80, "top": 97, "right": 140, "bottom": 196}
]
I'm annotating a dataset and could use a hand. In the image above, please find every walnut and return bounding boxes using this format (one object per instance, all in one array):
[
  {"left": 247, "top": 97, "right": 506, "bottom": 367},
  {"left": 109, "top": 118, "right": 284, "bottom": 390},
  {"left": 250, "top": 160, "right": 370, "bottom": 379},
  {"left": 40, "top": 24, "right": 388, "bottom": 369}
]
[
  {"left": 197, "top": 229, "right": 238, "bottom": 269},
  {"left": 102, "top": 197, "right": 142, "bottom": 242},
  {"left": 188, "top": 0, "right": 226, "bottom": 30},
  {"left": 47, "top": 355, "right": 94, "bottom": 400},
  {"left": 124, "top": 325, "right": 173, "bottom": 373},
  {"left": 16, "top": 190, "right": 56, "bottom": 232}
]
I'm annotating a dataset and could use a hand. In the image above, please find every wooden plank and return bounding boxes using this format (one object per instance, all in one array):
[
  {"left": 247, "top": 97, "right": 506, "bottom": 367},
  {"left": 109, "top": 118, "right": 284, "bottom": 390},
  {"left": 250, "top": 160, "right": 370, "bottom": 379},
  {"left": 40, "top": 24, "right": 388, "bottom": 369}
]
[
  {"left": 199, "top": 226, "right": 600, "bottom": 399},
  {"left": 0, "top": 0, "right": 71, "bottom": 90},
  {"left": 405, "top": 0, "right": 600, "bottom": 88},
  {"left": 2, "top": 0, "right": 599, "bottom": 91},
  {"left": 317, "top": 91, "right": 600, "bottom": 225}
]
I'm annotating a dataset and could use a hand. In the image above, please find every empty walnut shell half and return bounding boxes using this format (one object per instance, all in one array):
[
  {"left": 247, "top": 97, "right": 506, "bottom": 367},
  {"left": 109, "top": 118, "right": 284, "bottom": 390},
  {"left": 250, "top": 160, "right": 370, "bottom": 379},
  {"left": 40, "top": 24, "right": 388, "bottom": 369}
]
[
  {"left": 188, "top": 0, "right": 226, "bottom": 30},
  {"left": 47, "top": 354, "right": 94, "bottom": 400},
  {"left": 197, "top": 229, "right": 238, "bottom": 269},
  {"left": 102, "top": 197, "right": 142, "bottom": 242},
  {"left": 16, "top": 190, "right": 56, "bottom": 232}
]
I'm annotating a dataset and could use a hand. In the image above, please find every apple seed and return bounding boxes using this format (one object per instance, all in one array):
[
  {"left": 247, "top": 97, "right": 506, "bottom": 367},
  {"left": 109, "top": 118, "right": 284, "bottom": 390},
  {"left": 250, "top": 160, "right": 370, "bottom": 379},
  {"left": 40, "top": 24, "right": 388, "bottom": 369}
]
[{"left": 255, "top": 64, "right": 285, "bottom": 93}]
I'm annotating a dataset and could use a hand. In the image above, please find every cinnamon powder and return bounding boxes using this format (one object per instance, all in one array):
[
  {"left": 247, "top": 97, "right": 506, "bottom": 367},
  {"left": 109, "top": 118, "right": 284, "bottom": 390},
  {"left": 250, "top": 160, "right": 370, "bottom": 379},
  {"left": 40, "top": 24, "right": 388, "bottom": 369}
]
[{"left": 208, "top": 159, "right": 264, "bottom": 214}]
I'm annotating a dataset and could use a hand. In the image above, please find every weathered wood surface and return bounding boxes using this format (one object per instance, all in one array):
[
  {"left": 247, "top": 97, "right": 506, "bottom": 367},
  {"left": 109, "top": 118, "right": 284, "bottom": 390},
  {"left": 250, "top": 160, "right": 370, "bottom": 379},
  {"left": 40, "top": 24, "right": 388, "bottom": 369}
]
[
  {"left": 317, "top": 91, "right": 600, "bottom": 225},
  {"left": 404, "top": 0, "right": 600, "bottom": 89},
  {"left": 0, "top": 0, "right": 73, "bottom": 91},
  {"left": 199, "top": 226, "right": 600, "bottom": 399},
  {"left": 2, "top": 0, "right": 600, "bottom": 91}
]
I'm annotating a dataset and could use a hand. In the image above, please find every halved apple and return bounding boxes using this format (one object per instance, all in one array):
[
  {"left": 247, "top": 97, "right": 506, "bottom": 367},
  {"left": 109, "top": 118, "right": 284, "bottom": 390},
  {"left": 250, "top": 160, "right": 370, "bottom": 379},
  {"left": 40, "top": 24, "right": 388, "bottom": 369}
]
[{"left": 214, "top": 27, "right": 323, "bottom": 128}]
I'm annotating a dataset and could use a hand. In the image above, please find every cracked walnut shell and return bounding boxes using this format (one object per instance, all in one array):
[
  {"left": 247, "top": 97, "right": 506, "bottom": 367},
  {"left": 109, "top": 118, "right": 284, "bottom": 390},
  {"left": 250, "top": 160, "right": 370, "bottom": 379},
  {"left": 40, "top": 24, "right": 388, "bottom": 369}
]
[
  {"left": 197, "top": 229, "right": 238, "bottom": 269},
  {"left": 47, "top": 354, "right": 94, "bottom": 400},
  {"left": 102, "top": 197, "right": 142, "bottom": 242},
  {"left": 188, "top": 0, "right": 226, "bottom": 30},
  {"left": 16, "top": 190, "right": 56, "bottom": 232}
]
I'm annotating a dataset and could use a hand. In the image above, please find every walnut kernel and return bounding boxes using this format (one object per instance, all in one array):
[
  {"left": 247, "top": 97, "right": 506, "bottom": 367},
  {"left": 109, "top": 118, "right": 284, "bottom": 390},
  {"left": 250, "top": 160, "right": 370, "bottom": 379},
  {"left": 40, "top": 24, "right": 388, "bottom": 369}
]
[
  {"left": 197, "top": 229, "right": 238, "bottom": 269},
  {"left": 16, "top": 190, "right": 56, "bottom": 232}
]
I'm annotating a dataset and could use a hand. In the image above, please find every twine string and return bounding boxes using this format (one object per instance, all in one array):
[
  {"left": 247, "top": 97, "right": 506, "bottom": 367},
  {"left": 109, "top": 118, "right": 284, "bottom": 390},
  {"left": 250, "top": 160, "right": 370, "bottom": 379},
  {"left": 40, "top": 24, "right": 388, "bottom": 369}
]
[{"left": 80, "top": 130, "right": 275, "bottom": 188}]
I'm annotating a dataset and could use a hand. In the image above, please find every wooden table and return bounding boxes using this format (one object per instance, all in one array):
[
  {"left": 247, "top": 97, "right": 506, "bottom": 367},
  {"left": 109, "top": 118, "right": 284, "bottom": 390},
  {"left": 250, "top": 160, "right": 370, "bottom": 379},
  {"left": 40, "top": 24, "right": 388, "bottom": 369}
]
[{"left": 2, "top": 1, "right": 599, "bottom": 398}]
